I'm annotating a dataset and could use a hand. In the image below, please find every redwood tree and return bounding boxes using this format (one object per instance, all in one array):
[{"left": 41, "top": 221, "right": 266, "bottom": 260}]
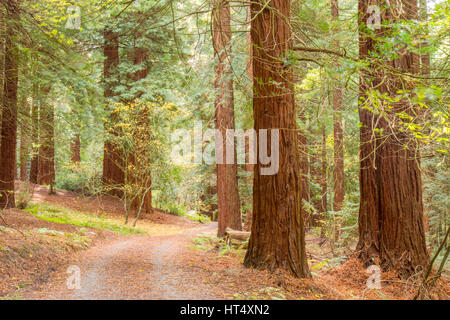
[
  {"left": 212, "top": 0, "right": 242, "bottom": 237},
  {"left": 0, "top": 0, "right": 20, "bottom": 208},
  {"left": 244, "top": 0, "right": 310, "bottom": 278},
  {"left": 38, "top": 84, "right": 55, "bottom": 194},
  {"left": 357, "top": 0, "right": 429, "bottom": 277},
  {"left": 29, "top": 79, "right": 39, "bottom": 184},
  {"left": 70, "top": 134, "right": 81, "bottom": 163},
  {"left": 128, "top": 26, "right": 152, "bottom": 215},
  {"left": 19, "top": 96, "right": 30, "bottom": 180},
  {"left": 103, "top": 28, "right": 124, "bottom": 196}
]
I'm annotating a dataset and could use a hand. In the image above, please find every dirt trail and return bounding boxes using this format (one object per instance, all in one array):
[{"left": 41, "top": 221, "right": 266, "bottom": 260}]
[{"left": 23, "top": 223, "right": 220, "bottom": 300}]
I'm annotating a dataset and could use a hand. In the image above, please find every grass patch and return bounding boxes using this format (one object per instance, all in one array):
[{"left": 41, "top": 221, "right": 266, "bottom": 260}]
[
  {"left": 24, "top": 203, "right": 147, "bottom": 235},
  {"left": 192, "top": 235, "right": 246, "bottom": 257}
]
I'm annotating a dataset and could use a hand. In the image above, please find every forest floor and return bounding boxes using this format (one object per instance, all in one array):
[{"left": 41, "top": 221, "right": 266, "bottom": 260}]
[{"left": 1, "top": 183, "right": 448, "bottom": 300}]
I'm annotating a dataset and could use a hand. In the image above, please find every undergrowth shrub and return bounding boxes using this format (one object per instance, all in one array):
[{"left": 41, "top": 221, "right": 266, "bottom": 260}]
[{"left": 56, "top": 162, "right": 102, "bottom": 196}]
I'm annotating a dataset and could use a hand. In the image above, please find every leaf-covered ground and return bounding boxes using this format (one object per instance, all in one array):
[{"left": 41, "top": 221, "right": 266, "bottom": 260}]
[{"left": 1, "top": 184, "right": 448, "bottom": 300}]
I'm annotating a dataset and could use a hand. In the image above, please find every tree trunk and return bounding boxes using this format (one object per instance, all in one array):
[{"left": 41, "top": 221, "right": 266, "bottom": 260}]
[
  {"left": 38, "top": 84, "right": 55, "bottom": 194},
  {"left": 298, "top": 129, "right": 310, "bottom": 230},
  {"left": 0, "top": 0, "right": 20, "bottom": 209},
  {"left": 331, "top": 0, "right": 344, "bottom": 241},
  {"left": 128, "top": 25, "right": 152, "bottom": 216},
  {"left": 29, "top": 78, "right": 39, "bottom": 184},
  {"left": 103, "top": 28, "right": 124, "bottom": 196},
  {"left": 0, "top": 6, "right": 5, "bottom": 127},
  {"left": 319, "top": 124, "right": 328, "bottom": 237},
  {"left": 213, "top": 0, "right": 242, "bottom": 237},
  {"left": 19, "top": 96, "right": 30, "bottom": 181},
  {"left": 357, "top": 0, "right": 429, "bottom": 277},
  {"left": 244, "top": 0, "right": 310, "bottom": 278},
  {"left": 70, "top": 134, "right": 81, "bottom": 163}
]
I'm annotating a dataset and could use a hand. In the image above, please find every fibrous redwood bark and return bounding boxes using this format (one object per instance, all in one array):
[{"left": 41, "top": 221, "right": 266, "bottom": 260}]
[
  {"left": 357, "top": 0, "right": 429, "bottom": 277},
  {"left": 244, "top": 0, "right": 310, "bottom": 278},
  {"left": 213, "top": 0, "right": 242, "bottom": 237},
  {"left": 103, "top": 28, "right": 124, "bottom": 196},
  {"left": 128, "top": 25, "right": 152, "bottom": 216},
  {"left": 0, "top": 0, "right": 20, "bottom": 208}
]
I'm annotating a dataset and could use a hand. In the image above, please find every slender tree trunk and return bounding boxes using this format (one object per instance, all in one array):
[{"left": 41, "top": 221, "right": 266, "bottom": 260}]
[
  {"left": 242, "top": 4, "right": 254, "bottom": 231},
  {"left": 70, "top": 134, "right": 81, "bottom": 163},
  {"left": 357, "top": 0, "right": 429, "bottom": 277},
  {"left": 0, "top": 0, "right": 20, "bottom": 209},
  {"left": 298, "top": 129, "right": 310, "bottom": 230},
  {"left": 103, "top": 28, "right": 124, "bottom": 196},
  {"left": 331, "top": 0, "right": 344, "bottom": 241},
  {"left": 19, "top": 96, "right": 30, "bottom": 180},
  {"left": 213, "top": 0, "right": 242, "bottom": 237},
  {"left": 319, "top": 124, "right": 328, "bottom": 237},
  {"left": 29, "top": 78, "right": 39, "bottom": 184},
  {"left": 38, "top": 84, "right": 55, "bottom": 194},
  {"left": 128, "top": 23, "right": 152, "bottom": 215},
  {"left": 244, "top": 0, "right": 310, "bottom": 278}
]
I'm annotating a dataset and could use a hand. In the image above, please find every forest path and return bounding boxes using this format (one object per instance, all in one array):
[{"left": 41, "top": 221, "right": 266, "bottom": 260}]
[{"left": 23, "top": 222, "right": 220, "bottom": 300}]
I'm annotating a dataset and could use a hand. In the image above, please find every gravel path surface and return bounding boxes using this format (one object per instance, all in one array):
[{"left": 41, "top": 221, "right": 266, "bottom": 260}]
[{"left": 24, "top": 223, "right": 220, "bottom": 300}]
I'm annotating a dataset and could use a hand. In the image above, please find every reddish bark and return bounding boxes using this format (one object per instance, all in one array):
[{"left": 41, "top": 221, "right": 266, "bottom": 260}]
[
  {"left": 357, "top": 0, "right": 429, "bottom": 277},
  {"left": 71, "top": 134, "right": 81, "bottom": 163},
  {"left": 103, "top": 28, "right": 124, "bottom": 196},
  {"left": 0, "top": 0, "right": 20, "bottom": 208},
  {"left": 213, "top": 0, "right": 242, "bottom": 237},
  {"left": 244, "top": 0, "right": 310, "bottom": 278},
  {"left": 19, "top": 96, "right": 30, "bottom": 181},
  {"left": 127, "top": 25, "right": 152, "bottom": 216}
]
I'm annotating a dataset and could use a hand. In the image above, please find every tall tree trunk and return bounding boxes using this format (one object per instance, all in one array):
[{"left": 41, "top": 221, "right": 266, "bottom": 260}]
[
  {"left": 38, "top": 84, "right": 55, "bottom": 194},
  {"left": 0, "top": 0, "right": 20, "bottom": 209},
  {"left": 298, "top": 129, "right": 310, "bottom": 230},
  {"left": 70, "top": 107, "right": 81, "bottom": 163},
  {"left": 70, "top": 134, "right": 81, "bottom": 163},
  {"left": 242, "top": 4, "right": 254, "bottom": 231},
  {"left": 331, "top": 0, "right": 344, "bottom": 241},
  {"left": 319, "top": 124, "right": 328, "bottom": 237},
  {"left": 102, "top": 28, "right": 123, "bottom": 196},
  {"left": 0, "top": 6, "right": 5, "bottom": 125},
  {"left": 213, "top": 0, "right": 242, "bottom": 237},
  {"left": 19, "top": 96, "right": 30, "bottom": 180},
  {"left": 29, "top": 77, "right": 39, "bottom": 184},
  {"left": 244, "top": 0, "right": 310, "bottom": 278},
  {"left": 128, "top": 23, "right": 152, "bottom": 216},
  {"left": 357, "top": 0, "right": 429, "bottom": 277}
]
